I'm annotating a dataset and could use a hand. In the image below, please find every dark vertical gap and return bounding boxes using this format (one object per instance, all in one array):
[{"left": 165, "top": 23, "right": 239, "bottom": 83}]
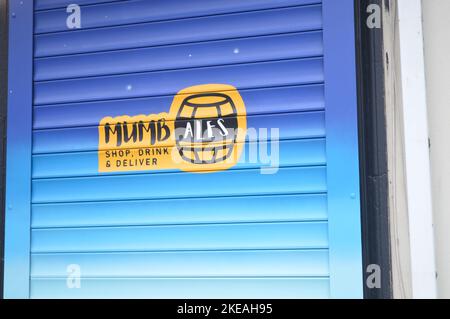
[
  {"left": 354, "top": 0, "right": 392, "bottom": 298},
  {"left": 0, "top": 0, "right": 9, "bottom": 300}
]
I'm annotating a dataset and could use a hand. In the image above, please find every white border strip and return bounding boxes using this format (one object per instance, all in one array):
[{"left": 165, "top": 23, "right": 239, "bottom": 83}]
[{"left": 397, "top": 0, "right": 437, "bottom": 298}]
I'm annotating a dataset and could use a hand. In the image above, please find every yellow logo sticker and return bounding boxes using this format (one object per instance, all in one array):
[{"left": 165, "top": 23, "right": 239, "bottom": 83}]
[{"left": 98, "top": 84, "right": 247, "bottom": 173}]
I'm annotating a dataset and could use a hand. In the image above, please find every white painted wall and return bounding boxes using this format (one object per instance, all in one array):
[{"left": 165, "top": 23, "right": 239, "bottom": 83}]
[
  {"left": 396, "top": 0, "right": 437, "bottom": 298},
  {"left": 422, "top": 0, "right": 450, "bottom": 299}
]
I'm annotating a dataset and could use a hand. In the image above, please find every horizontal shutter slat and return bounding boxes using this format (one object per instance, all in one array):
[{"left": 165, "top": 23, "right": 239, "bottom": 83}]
[
  {"left": 35, "top": 6, "right": 322, "bottom": 57},
  {"left": 32, "top": 193, "right": 327, "bottom": 228},
  {"left": 32, "top": 139, "right": 326, "bottom": 178},
  {"left": 35, "top": 0, "right": 124, "bottom": 11},
  {"left": 32, "top": 166, "right": 327, "bottom": 203},
  {"left": 34, "top": 85, "right": 324, "bottom": 130},
  {"left": 35, "top": 32, "right": 323, "bottom": 81},
  {"left": 33, "top": 111, "right": 325, "bottom": 154},
  {"left": 31, "top": 222, "right": 328, "bottom": 253},
  {"left": 31, "top": 250, "right": 329, "bottom": 277},
  {"left": 34, "top": 58, "right": 324, "bottom": 106},
  {"left": 36, "top": 0, "right": 322, "bottom": 33},
  {"left": 31, "top": 277, "right": 330, "bottom": 298}
]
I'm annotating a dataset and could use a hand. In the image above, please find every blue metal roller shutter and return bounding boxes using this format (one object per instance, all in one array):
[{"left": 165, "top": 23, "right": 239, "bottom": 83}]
[{"left": 4, "top": 0, "right": 363, "bottom": 298}]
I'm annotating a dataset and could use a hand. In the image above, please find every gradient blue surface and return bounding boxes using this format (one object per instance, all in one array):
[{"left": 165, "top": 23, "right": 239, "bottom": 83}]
[
  {"left": 4, "top": 0, "right": 33, "bottom": 298},
  {"left": 31, "top": 250, "right": 330, "bottom": 277},
  {"left": 34, "top": 85, "right": 325, "bottom": 129},
  {"left": 35, "top": 0, "right": 322, "bottom": 34},
  {"left": 35, "top": 5, "right": 322, "bottom": 57},
  {"left": 34, "top": 58, "right": 324, "bottom": 105},
  {"left": 35, "top": 32, "right": 323, "bottom": 81},
  {"left": 32, "top": 194, "right": 328, "bottom": 228},
  {"left": 323, "top": 0, "right": 363, "bottom": 298},
  {"left": 4, "top": 0, "right": 363, "bottom": 299},
  {"left": 30, "top": 278, "right": 330, "bottom": 299}
]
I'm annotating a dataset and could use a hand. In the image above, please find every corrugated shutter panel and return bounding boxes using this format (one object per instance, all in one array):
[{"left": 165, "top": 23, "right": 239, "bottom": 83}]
[{"left": 24, "top": 0, "right": 358, "bottom": 298}]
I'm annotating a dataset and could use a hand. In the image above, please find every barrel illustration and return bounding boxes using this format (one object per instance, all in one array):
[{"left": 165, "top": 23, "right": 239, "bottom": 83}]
[{"left": 175, "top": 92, "right": 238, "bottom": 164}]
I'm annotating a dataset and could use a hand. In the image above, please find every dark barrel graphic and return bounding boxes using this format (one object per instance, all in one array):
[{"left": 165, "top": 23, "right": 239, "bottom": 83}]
[{"left": 175, "top": 92, "right": 239, "bottom": 164}]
